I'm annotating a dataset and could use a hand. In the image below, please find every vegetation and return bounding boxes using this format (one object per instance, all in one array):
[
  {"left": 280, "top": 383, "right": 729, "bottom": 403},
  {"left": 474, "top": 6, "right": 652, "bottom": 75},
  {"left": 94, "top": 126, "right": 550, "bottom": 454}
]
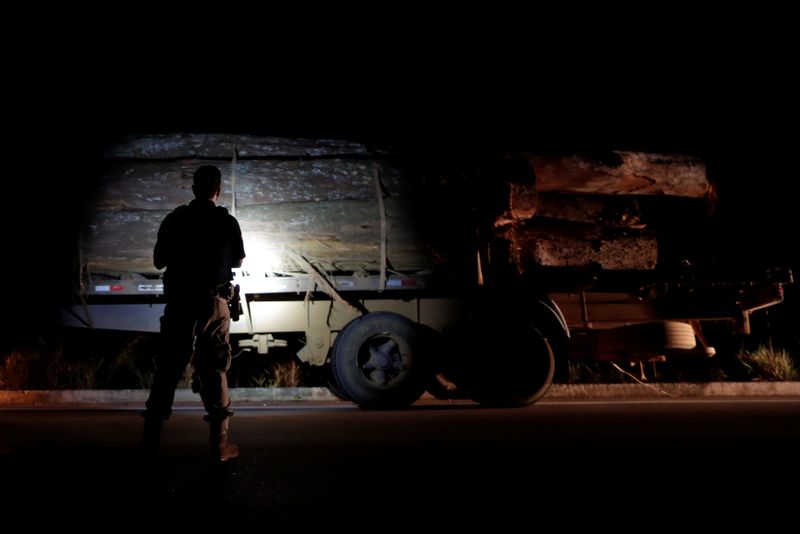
[
  {"left": 739, "top": 345, "right": 798, "bottom": 381},
  {"left": 565, "top": 346, "right": 798, "bottom": 384},
  {"left": 0, "top": 347, "right": 100, "bottom": 390},
  {"left": 2, "top": 330, "right": 798, "bottom": 390}
]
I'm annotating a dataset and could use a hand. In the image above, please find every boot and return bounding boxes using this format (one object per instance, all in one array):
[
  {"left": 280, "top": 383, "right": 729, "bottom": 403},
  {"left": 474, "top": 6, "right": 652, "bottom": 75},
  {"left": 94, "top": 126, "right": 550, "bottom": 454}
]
[{"left": 209, "top": 417, "right": 239, "bottom": 463}]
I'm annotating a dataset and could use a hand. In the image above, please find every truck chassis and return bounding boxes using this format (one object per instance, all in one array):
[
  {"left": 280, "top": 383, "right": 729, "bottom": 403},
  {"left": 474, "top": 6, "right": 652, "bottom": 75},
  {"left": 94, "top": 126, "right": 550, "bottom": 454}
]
[{"left": 63, "top": 263, "right": 789, "bottom": 408}]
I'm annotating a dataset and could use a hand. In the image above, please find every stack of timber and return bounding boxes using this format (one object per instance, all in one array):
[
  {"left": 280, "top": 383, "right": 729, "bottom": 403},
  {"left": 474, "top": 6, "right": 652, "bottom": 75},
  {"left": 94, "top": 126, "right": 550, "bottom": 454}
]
[
  {"left": 82, "top": 134, "right": 712, "bottom": 278},
  {"left": 492, "top": 152, "right": 712, "bottom": 273},
  {"left": 84, "top": 134, "right": 427, "bottom": 275}
]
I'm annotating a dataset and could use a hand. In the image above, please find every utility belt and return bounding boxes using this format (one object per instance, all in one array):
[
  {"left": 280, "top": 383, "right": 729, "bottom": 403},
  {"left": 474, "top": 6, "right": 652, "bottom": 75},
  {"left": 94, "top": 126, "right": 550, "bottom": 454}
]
[
  {"left": 215, "top": 282, "right": 234, "bottom": 299},
  {"left": 216, "top": 282, "right": 243, "bottom": 321}
]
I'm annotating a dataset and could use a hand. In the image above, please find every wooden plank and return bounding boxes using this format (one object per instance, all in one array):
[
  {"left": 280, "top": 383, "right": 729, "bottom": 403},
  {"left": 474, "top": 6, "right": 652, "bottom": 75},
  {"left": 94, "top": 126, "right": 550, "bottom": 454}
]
[
  {"left": 530, "top": 152, "right": 710, "bottom": 197},
  {"left": 106, "top": 133, "right": 368, "bottom": 159}
]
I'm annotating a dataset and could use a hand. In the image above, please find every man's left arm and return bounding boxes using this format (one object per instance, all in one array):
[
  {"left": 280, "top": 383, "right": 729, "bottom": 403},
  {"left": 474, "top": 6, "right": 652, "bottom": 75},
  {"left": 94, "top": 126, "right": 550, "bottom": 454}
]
[{"left": 230, "top": 217, "right": 245, "bottom": 268}]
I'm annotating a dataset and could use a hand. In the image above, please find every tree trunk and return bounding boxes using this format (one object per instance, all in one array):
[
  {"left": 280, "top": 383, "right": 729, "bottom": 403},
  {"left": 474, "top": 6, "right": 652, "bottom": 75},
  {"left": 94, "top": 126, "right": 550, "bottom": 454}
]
[
  {"left": 106, "top": 133, "right": 368, "bottom": 159},
  {"left": 530, "top": 152, "right": 710, "bottom": 198},
  {"left": 493, "top": 192, "right": 644, "bottom": 228},
  {"left": 501, "top": 219, "right": 658, "bottom": 271}
]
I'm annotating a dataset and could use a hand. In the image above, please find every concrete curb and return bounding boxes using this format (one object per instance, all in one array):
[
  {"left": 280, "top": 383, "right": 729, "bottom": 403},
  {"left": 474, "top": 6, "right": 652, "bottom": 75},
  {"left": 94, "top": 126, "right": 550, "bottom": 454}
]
[
  {"left": 1, "top": 382, "right": 799, "bottom": 406},
  {"left": 546, "top": 382, "right": 800, "bottom": 398},
  {"left": 0, "top": 387, "right": 339, "bottom": 406}
]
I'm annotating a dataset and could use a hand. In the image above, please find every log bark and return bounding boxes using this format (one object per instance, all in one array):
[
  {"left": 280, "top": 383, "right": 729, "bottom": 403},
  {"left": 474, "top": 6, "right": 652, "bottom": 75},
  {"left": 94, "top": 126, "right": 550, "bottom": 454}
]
[
  {"left": 94, "top": 159, "right": 411, "bottom": 211},
  {"left": 493, "top": 192, "right": 644, "bottom": 228},
  {"left": 502, "top": 220, "right": 658, "bottom": 271},
  {"left": 491, "top": 182, "right": 537, "bottom": 225},
  {"left": 82, "top": 210, "right": 166, "bottom": 273},
  {"left": 106, "top": 133, "right": 368, "bottom": 159},
  {"left": 82, "top": 197, "right": 432, "bottom": 274},
  {"left": 530, "top": 152, "right": 710, "bottom": 198},
  {"left": 532, "top": 194, "right": 643, "bottom": 227}
]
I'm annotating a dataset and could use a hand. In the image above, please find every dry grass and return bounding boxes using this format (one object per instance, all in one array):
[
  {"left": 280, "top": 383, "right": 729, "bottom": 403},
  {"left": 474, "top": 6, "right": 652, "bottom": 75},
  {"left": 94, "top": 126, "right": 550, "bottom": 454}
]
[
  {"left": 268, "top": 359, "right": 303, "bottom": 387},
  {"left": 568, "top": 361, "right": 629, "bottom": 384},
  {"left": 0, "top": 350, "right": 38, "bottom": 390},
  {"left": 0, "top": 346, "right": 100, "bottom": 390},
  {"left": 740, "top": 345, "right": 798, "bottom": 381},
  {"left": 105, "top": 334, "right": 157, "bottom": 389}
]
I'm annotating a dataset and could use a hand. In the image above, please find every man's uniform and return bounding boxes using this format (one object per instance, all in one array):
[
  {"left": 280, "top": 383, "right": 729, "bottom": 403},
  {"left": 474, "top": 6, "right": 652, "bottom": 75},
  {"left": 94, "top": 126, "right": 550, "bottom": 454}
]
[{"left": 143, "top": 197, "right": 245, "bottom": 460}]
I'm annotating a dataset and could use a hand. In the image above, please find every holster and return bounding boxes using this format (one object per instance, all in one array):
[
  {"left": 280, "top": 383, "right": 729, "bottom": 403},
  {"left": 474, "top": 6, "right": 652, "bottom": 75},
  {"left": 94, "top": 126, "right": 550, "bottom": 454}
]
[{"left": 228, "top": 283, "right": 242, "bottom": 321}]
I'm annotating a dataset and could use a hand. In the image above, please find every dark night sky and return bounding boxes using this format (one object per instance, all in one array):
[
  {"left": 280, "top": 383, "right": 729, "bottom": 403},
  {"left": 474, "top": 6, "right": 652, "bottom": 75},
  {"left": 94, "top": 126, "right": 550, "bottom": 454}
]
[{"left": 3, "top": 30, "right": 798, "bottom": 345}]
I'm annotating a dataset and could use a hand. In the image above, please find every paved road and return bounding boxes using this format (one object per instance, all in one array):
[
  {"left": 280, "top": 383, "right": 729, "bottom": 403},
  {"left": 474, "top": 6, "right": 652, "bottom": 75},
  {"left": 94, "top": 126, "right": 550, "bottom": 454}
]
[{"left": 2, "top": 398, "right": 799, "bottom": 529}]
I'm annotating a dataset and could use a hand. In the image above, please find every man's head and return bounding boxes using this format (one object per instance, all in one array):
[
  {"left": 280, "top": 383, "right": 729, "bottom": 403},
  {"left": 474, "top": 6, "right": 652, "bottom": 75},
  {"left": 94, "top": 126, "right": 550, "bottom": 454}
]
[{"left": 192, "top": 165, "right": 222, "bottom": 200}]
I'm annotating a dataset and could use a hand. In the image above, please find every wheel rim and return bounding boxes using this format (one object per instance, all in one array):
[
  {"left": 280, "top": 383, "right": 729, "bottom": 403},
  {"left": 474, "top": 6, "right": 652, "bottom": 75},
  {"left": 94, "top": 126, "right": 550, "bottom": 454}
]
[{"left": 357, "top": 334, "right": 408, "bottom": 386}]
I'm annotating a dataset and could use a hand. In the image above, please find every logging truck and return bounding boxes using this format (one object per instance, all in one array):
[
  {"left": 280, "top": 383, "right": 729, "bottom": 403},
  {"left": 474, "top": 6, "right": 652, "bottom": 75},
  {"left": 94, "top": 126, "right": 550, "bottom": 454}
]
[{"left": 61, "top": 134, "right": 790, "bottom": 408}]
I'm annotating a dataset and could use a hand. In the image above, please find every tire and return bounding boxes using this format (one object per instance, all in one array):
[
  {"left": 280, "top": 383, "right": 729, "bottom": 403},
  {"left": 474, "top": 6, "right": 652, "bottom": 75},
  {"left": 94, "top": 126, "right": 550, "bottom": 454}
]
[
  {"left": 662, "top": 321, "right": 697, "bottom": 350},
  {"left": 417, "top": 323, "right": 464, "bottom": 400},
  {"left": 443, "top": 290, "right": 559, "bottom": 405},
  {"left": 444, "top": 314, "right": 556, "bottom": 408},
  {"left": 469, "top": 327, "right": 555, "bottom": 407},
  {"left": 326, "top": 369, "right": 352, "bottom": 401},
  {"left": 572, "top": 321, "right": 699, "bottom": 361},
  {"left": 331, "top": 312, "right": 428, "bottom": 409}
]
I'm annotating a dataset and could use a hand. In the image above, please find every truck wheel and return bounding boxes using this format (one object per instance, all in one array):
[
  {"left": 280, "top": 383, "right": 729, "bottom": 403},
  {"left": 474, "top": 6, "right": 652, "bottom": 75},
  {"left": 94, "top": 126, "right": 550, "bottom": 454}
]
[
  {"left": 446, "top": 321, "right": 555, "bottom": 408},
  {"left": 416, "top": 324, "right": 464, "bottom": 400},
  {"left": 326, "top": 368, "right": 352, "bottom": 401},
  {"left": 473, "top": 327, "right": 555, "bottom": 407},
  {"left": 331, "top": 312, "right": 428, "bottom": 408},
  {"left": 328, "top": 326, "right": 356, "bottom": 402}
]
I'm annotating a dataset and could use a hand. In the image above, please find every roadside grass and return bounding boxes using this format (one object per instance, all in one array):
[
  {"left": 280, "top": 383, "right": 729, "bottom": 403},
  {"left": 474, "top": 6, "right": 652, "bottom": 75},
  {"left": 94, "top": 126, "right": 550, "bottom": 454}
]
[
  {"left": 2, "top": 331, "right": 797, "bottom": 390},
  {"left": 739, "top": 345, "right": 798, "bottom": 381},
  {"left": 268, "top": 359, "right": 303, "bottom": 387},
  {"left": 567, "top": 347, "right": 799, "bottom": 384},
  {"left": 0, "top": 345, "right": 100, "bottom": 390}
]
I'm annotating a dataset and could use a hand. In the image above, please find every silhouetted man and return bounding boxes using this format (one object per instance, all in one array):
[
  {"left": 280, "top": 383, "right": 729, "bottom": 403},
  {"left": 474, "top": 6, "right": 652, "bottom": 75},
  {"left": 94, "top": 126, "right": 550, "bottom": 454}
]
[{"left": 141, "top": 165, "right": 245, "bottom": 462}]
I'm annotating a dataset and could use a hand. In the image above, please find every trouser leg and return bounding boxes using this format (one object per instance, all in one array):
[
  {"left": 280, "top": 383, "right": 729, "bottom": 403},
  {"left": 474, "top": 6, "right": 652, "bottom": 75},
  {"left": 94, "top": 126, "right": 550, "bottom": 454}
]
[
  {"left": 194, "top": 295, "right": 233, "bottom": 419},
  {"left": 144, "top": 304, "right": 195, "bottom": 420},
  {"left": 194, "top": 295, "right": 238, "bottom": 461}
]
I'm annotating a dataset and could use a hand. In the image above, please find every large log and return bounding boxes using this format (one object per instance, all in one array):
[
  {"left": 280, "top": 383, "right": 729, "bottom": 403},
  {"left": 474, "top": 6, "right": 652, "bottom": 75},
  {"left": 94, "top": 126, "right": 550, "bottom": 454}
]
[
  {"left": 493, "top": 191, "right": 644, "bottom": 228},
  {"left": 531, "top": 194, "right": 643, "bottom": 227},
  {"left": 84, "top": 151, "right": 427, "bottom": 273},
  {"left": 94, "top": 159, "right": 411, "bottom": 211},
  {"left": 106, "top": 133, "right": 369, "bottom": 159},
  {"left": 236, "top": 197, "right": 428, "bottom": 272},
  {"left": 82, "top": 197, "right": 431, "bottom": 274},
  {"left": 530, "top": 152, "right": 710, "bottom": 198},
  {"left": 502, "top": 219, "right": 658, "bottom": 271},
  {"left": 82, "top": 209, "right": 166, "bottom": 273}
]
